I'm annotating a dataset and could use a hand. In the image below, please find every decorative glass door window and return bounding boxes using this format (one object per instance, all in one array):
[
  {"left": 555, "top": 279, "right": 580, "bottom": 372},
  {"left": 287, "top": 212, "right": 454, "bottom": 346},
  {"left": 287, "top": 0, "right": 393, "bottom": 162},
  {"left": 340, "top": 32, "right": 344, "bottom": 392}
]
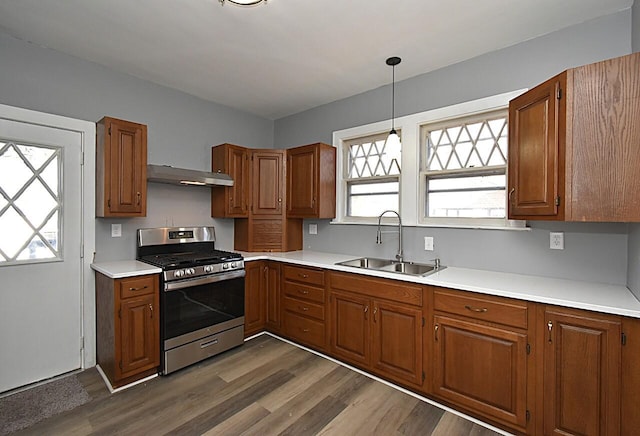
[{"left": 0, "top": 140, "right": 62, "bottom": 264}]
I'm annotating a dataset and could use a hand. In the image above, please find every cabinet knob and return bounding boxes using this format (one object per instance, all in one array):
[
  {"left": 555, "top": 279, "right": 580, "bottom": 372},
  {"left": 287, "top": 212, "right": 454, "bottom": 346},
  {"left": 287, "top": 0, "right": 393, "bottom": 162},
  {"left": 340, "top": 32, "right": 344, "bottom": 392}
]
[
  {"left": 136, "top": 192, "right": 141, "bottom": 205},
  {"left": 547, "top": 321, "right": 553, "bottom": 343},
  {"left": 434, "top": 324, "right": 439, "bottom": 341}
]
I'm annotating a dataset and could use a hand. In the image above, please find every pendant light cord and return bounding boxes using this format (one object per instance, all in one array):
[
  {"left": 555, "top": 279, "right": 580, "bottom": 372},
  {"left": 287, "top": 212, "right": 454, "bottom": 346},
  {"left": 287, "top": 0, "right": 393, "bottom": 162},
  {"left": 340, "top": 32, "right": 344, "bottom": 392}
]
[{"left": 386, "top": 56, "right": 401, "bottom": 133}]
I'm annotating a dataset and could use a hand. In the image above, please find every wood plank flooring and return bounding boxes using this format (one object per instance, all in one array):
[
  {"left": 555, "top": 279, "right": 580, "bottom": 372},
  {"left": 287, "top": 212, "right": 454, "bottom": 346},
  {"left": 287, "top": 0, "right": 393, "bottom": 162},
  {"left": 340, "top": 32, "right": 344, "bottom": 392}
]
[{"left": 9, "top": 335, "right": 505, "bottom": 435}]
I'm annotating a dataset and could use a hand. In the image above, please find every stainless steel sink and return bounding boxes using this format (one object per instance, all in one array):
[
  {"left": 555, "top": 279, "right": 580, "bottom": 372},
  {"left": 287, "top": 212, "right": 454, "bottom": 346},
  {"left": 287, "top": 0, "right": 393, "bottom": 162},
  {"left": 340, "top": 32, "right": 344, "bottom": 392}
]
[{"left": 335, "top": 257, "right": 443, "bottom": 277}]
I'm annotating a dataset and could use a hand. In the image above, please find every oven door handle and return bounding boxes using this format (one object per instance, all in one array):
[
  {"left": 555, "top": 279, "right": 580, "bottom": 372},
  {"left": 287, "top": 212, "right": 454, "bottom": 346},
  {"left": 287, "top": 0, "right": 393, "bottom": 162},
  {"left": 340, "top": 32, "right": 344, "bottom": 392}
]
[{"left": 164, "top": 270, "right": 246, "bottom": 292}]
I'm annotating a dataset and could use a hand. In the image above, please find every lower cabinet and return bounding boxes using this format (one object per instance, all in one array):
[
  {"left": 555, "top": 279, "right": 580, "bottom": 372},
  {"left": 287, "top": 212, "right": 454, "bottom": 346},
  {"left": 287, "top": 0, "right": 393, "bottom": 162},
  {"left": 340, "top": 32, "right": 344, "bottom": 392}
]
[
  {"left": 95, "top": 272, "right": 160, "bottom": 388},
  {"left": 431, "top": 288, "right": 532, "bottom": 433},
  {"left": 265, "top": 261, "right": 282, "bottom": 333},
  {"left": 244, "top": 261, "right": 266, "bottom": 337},
  {"left": 329, "top": 272, "right": 424, "bottom": 388},
  {"left": 540, "top": 306, "right": 621, "bottom": 436}
]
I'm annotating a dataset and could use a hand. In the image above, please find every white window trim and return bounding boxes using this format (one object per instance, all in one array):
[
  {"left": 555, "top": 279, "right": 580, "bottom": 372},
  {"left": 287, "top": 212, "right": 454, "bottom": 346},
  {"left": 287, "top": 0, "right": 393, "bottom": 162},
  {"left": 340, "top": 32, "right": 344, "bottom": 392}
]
[{"left": 333, "top": 89, "right": 528, "bottom": 229}]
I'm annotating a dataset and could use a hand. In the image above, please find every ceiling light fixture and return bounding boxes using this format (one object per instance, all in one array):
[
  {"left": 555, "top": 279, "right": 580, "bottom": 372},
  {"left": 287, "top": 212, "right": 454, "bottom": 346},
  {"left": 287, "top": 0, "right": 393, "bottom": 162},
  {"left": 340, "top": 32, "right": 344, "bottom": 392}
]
[
  {"left": 385, "top": 56, "right": 402, "bottom": 149},
  {"left": 218, "top": 0, "right": 267, "bottom": 6}
]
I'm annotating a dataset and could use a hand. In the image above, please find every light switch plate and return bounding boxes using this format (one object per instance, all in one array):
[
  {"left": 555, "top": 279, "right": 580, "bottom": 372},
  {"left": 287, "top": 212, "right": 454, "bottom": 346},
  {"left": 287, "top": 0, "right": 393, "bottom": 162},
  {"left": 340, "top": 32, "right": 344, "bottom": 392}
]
[
  {"left": 424, "top": 236, "right": 434, "bottom": 251},
  {"left": 550, "top": 232, "right": 564, "bottom": 250},
  {"left": 111, "top": 223, "right": 122, "bottom": 238},
  {"left": 308, "top": 223, "right": 318, "bottom": 235}
]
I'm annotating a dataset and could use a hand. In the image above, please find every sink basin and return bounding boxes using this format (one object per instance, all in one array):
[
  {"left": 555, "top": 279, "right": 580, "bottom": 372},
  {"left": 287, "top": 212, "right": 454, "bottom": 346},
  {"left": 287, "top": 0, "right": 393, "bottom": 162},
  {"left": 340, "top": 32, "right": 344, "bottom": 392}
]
[{"left": 335, "top": 257, "right": 443, "bottom": 277}]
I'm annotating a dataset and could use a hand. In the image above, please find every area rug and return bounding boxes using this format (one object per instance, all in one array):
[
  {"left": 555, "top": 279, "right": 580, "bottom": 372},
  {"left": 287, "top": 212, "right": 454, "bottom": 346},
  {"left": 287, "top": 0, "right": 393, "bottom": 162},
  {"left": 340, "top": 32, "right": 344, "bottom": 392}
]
[{"left": 0, "top": 374, "right": 90, "bottom": 435}]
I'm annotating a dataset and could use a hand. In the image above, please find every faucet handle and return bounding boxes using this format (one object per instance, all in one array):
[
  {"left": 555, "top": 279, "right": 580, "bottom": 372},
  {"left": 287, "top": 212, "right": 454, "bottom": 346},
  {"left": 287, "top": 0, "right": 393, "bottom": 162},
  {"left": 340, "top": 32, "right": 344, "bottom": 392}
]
[{"left": 430, "top": 258, "right": 441, "bottom": 269}]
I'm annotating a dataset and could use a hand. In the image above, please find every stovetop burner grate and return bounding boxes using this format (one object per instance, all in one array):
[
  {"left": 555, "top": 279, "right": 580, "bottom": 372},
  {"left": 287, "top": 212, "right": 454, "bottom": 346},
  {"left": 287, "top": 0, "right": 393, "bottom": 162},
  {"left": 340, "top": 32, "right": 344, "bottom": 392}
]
[{"left": 139, "top": 249, "right": 242, "bottom": 268}]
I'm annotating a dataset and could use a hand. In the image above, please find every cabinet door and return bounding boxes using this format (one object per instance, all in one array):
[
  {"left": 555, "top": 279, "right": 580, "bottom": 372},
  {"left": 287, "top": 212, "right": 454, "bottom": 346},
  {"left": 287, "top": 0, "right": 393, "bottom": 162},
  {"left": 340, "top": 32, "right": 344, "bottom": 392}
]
[
  {"left": 433, "top": 314, "right": 528, "bottom": 429},
  {"left": 544, "top": 309, "right": 621, "bottom": 436},
  {"left": 330, "top": 290, "right": 370, "bottom": 367},
  {"left": 265, "top": 261, "right": 281, "bottom": 332},
  {"left": 371, "top": 300, "right": 423, "bottom": 387},
  {"left": 252, "top": 150, "right": 285, "bottom": 216},
  {"left": 508, "top": 74, "right": 564, "bottom": 219},
  {"left": 287, "top": 145, "right": 317, "bottom": 217},
  {"left": 211, "top": 144, "right": 250, "bottom": 218},
  {"left": 244, "top": 261, "right": 266, "bottom": 337},
  {"left": 119, "top": 294, "right": 158, "bottom": 377}
]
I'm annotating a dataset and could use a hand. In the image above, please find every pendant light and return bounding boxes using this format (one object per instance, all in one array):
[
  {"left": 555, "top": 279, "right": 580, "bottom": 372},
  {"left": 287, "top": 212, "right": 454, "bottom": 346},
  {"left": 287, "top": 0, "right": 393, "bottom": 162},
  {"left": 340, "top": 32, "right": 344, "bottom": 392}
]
[
  {"left": 219, "top": 0, "right": 266, "bottom": 6},
  {"left": 386, "top": 56, "right": 401, "bottom": 149}
]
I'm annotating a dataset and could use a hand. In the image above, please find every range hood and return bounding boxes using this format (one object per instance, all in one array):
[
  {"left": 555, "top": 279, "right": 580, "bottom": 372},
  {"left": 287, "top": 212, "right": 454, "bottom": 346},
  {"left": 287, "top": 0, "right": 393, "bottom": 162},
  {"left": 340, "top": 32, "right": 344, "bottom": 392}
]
[{"left": 147, "top": 164, "right": 233, "bottom": 187}]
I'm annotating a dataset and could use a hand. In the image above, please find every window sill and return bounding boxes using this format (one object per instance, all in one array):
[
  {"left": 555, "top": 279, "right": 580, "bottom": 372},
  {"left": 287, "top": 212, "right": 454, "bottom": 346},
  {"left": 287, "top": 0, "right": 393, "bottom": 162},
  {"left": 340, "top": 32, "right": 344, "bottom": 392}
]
[{"left": 330, "top": 219, "right": 530, "bottom": 231}]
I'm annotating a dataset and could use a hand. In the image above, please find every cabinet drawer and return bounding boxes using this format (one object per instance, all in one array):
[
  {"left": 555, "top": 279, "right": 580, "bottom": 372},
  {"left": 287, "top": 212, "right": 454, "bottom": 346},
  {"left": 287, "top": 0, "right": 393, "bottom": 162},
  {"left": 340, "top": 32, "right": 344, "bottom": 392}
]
[
  {"left": 283, "top": 281, "right": 325, "bottom": 304},
  {"left": 283, "top": 296, "right": 325, "bottom": 321},
  {"left": 118, "top": 275, "right": 156, "bottom": 299},
  {"left": 284, "top": 312, "right": 325, "bottom": 349},
  {"left": 283, "top": 265, "right": 325, "bottom": 286},
  {"left": 433, "top": 289, "right": 528, "bottom": 329}
]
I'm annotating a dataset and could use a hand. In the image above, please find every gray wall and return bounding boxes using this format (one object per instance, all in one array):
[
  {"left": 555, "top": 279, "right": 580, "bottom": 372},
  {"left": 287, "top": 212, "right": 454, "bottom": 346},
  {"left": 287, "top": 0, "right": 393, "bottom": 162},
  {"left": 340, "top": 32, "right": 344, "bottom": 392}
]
[
  {"left": 277, "top": 10, "right": 634, "bottom": 286},
  {"left": 634, "top": 0, "right": 640, "bottom": 52},
  {"left": 628, "top": 225, "right": 640, "bottom": 297},
  {"left": 0, "top": 30, "right": 274, "bottom": 261}
]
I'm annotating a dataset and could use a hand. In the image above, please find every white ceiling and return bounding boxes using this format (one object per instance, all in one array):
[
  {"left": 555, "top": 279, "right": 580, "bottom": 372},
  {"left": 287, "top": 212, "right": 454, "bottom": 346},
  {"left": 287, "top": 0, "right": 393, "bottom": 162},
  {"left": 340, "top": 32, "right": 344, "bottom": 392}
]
[{"left": 0, "top": 0, "right": 632, "bottom": 120}]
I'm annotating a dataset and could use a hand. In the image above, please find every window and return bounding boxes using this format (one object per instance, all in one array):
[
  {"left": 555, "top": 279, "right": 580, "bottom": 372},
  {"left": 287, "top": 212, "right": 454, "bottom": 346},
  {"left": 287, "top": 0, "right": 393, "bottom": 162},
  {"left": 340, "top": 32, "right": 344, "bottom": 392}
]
[
  {"left": 333, "top": 90, "right": 525, "bottom": 228},
  {"left": 422, "top": 110, "right": 508, "bottom": 220},
  {"left": 0, "top": 140, "right": 62, "bottom": 264},
  {"left": 344, "top": 132, "right": 401, "bottom": 217}
]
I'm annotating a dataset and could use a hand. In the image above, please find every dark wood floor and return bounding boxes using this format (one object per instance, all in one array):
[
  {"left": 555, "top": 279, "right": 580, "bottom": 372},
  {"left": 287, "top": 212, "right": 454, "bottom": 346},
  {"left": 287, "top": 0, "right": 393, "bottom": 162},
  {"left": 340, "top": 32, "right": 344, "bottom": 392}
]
[{"left": 11, "top": 335, "right": 504, "bottom": 435}]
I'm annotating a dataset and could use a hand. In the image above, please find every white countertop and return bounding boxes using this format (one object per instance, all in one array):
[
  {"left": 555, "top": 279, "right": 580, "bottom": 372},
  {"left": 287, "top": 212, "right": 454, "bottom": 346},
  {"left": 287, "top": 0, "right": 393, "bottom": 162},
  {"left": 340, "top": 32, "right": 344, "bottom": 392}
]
[
  {"left": 91, "top": 260, "right": 162, "bottom": 279},
  {"left": 238, "top": 250, "right": 640, "bottom": 319}
]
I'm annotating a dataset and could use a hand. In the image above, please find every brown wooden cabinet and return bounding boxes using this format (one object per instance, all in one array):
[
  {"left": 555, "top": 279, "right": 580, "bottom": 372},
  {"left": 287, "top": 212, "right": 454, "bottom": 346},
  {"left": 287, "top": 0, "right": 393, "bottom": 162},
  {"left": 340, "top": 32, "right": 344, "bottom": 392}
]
[
  {"left": 96, "top": 117, "right": 147, "bottom": 217},
  {"left": 286, "top": 143, "right": 336, "bottom": 219},
  {"left": 508, "top": 52, "right": 640, "bottom": 221},
  {"left": 211, "top": 143, "right": 250, "bottom": 218},
  {"left": 282, "top": 265, "right": 327, "bottom": 351},
  {"left": 265, "top": 261, "right": 282, "bottom": 332},
  {"left": 540, "top": 306, "right": 621, "bottom": 436},
  {"left": 244, "top": 261, "right": 266, "bottom": 337},
  {"left": 431, "top": 288, "right": 533, "bottom": 433},
  {"left": 329, "top": 271, "right": 424, "bottom": 388},
  {"left": 95, "top": 272, "right": 159, "bottom": 388}
]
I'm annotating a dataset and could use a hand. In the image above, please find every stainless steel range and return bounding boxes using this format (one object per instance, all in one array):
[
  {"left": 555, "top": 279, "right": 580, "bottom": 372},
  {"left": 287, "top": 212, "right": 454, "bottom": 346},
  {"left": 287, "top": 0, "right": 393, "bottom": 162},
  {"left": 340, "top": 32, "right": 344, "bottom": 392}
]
[{"left": 137, "top": 226, "right": 245, "bottom": 374}]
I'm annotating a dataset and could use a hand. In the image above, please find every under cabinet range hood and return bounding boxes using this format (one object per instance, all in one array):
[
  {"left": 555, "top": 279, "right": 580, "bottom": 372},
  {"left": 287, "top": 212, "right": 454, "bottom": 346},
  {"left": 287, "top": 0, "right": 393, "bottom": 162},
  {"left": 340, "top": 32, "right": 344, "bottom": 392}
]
[{"left": 147, "top": 164, "right": 234, "bottom": 187}]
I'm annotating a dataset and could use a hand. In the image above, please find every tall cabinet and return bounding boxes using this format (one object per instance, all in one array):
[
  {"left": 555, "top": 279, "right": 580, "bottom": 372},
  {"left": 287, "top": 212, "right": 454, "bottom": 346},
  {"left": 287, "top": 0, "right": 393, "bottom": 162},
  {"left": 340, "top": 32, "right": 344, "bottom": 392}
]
[
  {"left": 508, "top": 52, "right": 640, "bottom": 221},
  {"left": 96, "top": 116, "right": 147, "bottom": 217}
]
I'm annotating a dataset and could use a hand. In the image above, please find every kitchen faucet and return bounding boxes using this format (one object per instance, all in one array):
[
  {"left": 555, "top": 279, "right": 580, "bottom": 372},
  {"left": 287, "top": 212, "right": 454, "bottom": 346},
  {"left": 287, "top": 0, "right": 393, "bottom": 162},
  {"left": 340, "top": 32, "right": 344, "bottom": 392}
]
[{"left": 376, "top": 210, "right": 403, "bottom": 262}]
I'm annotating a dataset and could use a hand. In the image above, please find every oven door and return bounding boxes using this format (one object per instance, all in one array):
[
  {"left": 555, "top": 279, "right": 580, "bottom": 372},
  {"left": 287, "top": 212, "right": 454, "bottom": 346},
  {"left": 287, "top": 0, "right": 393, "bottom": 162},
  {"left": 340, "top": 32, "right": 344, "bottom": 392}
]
[{"left": 162, "top": 269, "right": 245, "bottom": 350}]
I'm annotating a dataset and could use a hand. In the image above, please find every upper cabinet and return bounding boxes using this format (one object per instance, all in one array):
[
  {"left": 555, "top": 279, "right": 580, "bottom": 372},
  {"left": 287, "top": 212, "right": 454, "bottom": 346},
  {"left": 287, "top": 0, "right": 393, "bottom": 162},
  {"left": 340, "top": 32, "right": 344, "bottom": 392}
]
[
  {"left": 286, "top": 143, "right": 336, "bottom": 219},
  {"left": 96, "top": 117, "right": 147, "bottom": 217},
  {"left": 211, "top": 143, "right": 250, "bottom": 218},
  {"left": 508, "top": 52, "right": 640, "bottom": 221}
]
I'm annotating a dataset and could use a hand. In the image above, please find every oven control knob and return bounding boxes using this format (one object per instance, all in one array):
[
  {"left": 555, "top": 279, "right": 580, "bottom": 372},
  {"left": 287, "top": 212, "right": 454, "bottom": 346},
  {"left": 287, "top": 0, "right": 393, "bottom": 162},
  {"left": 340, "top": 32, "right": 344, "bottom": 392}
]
[
  {"left": 223, "top": 263, "right": 229, "bottom": 269},
  {"left": 187, "top": 268, "right": 195, "bottom": 275},
  {"left": 174, "top": 270, "right": 184, "bottom": 278},
  {"left": 230, "top": 262, "right": 237, "bottom": 268},
  {"left": 204, "top": 265, "right": 212, "bottom": 273}
]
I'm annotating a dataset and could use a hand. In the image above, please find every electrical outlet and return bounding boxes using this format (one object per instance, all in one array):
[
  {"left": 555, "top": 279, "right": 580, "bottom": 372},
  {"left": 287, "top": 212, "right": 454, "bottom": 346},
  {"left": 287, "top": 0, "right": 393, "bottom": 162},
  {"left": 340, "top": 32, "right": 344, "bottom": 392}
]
[
  {"left": 308, "top": 223, "right": 318, "bottom": 235},
  {"left": 111, "top": 223, "right": 122, "bottom": 238},
  {"left": 550, "top": 232, "right": 564, "bottom": 250},
  {"left": 424, "top": 236, "right": 434, "bottom": 251}
]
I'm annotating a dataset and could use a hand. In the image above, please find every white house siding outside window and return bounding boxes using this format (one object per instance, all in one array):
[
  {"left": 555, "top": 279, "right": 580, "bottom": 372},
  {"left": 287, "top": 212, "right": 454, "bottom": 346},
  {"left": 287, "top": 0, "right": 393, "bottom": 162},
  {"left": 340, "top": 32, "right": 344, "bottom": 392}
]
[{"left": 333, "top": 90, "right": 526, "bottom": 229}]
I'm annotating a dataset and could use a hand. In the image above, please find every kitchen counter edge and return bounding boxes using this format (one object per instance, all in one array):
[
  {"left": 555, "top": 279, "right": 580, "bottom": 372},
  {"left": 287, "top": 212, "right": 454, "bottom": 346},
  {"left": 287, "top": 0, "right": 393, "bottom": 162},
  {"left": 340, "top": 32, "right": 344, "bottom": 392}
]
[
  {"left": 238, "top": 250, "right": 640, "bottom": 319},
  {"left": 91, "top": 260, "right": 162, "bottom": 279}
]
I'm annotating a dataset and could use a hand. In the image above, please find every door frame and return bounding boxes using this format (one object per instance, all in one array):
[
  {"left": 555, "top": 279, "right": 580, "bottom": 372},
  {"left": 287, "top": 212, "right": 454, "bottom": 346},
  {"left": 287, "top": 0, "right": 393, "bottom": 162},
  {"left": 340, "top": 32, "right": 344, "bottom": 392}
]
[{"left": 0, "top": 103, "right": 96, "bottom": 369}]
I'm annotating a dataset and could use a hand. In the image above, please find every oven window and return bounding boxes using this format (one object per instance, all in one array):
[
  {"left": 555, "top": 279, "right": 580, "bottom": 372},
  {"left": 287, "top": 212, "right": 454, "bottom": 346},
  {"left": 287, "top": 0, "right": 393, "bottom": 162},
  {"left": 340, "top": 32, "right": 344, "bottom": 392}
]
[{"left": 163, "top": 276, "right": 244, "bottom": 340}]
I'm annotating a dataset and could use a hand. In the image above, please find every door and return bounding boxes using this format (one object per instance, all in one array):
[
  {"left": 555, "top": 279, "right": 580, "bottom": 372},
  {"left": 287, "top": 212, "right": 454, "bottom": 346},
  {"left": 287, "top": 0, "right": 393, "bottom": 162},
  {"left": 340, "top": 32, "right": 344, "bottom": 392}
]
[
  {"left": 244, "top": 261, "right": 266, "bottom": 337},
  {"left": 330, "top": 290, "right": 370, "bottom": 367},
  {"left": 287, "top": 145, "right": 317, "bottom": 217},
  {"left": 251, "top": 150, "right": 284, "bottom": 215},
  {"left": 119, "top": 294, "right": 158, "bottom": 377},
  {"left": 544, "top": 309, "right": 621, "bottom": 435},
  {"left": 0, "top": 114, "right": 83, "bottom": 393}
]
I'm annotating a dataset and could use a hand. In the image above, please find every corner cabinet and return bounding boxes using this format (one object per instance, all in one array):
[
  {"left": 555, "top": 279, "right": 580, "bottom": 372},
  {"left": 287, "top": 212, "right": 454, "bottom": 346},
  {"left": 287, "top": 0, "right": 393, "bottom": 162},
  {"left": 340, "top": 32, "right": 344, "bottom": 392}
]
[
  {"left": 286, "top": 143, "right": 336, "bottom": 219},
  {"left": 244, "top": 260, "right": 281, "bottom": 338},
  {"left": 95, "top": 272, "right": 160, "bottom": 388},
  {"left": 96, "top": 117, "right": 147, "bottom": 217},
  {"left": 508, "top": 52, "right": 640, "bottom": 221},
  {"left": 211, "top": 143, "right": 250, "bottom": 218}
]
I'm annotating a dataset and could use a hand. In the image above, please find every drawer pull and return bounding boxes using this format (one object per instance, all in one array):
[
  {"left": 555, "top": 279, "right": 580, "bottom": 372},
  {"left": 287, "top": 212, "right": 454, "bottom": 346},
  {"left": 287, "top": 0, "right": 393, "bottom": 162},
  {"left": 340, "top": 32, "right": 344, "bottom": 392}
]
[
  {"left": 129, "top": 285, "right": 149, "bottom": 291},
  {"left": 302, "top": 328, "right": 310, "bottom": 333},
  {"left": 464, "top": 305, "right": 488, "bottom": 313},
  {"left": 200, "top": 338, "right": 219, "bottom": 349},
  {"left": 299, "top": 306, "right": 309, "bottom": 311},
  {"left": 298, "top": 289, "right": 309, "bottom": 295},
  {"left": 298, "top": 273, "right": 309, "bottom": 279}
]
